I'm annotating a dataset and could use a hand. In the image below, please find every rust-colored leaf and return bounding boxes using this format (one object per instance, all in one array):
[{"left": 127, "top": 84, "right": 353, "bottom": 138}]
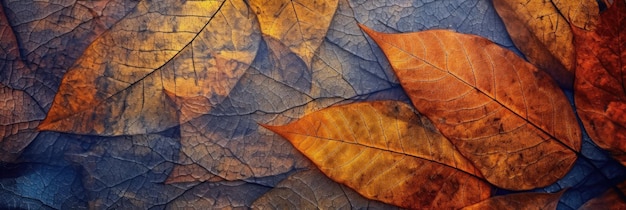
[
  {"left": 462, "top": 191, "right": 564, "bottom": 210},
  {"left": 360, "top": 25, "right": 581, "bottom": 190},
  {"left": 492, "top": 0, "right": 595, "bottom": 89},
  {"left": 573, "top": 0, "right": 626, "bottom": 166},
  {"left": 579, "top": 181, "right": 626, "bottom": 210},
  {"left": 38, "top": 0, "right": 260, "bottom": 135},
  {"left": 249, "top": 0, "right": 338, "bottom": 67},
  {"left": 263, "top": 101, "right": 491, "bottom": 209},
  {"left": 0, "top": 85, "right": 45, "bottom": 162}
]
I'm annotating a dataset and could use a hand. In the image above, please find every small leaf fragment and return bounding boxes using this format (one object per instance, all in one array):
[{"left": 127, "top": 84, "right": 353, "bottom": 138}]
[
  {"left": 263, "top": 101, "right": 491, "bottom": 209},
  {"left": 462, "top": 191, "right": 564, "bottom": 210},
  {"left": 574, "top": 0, "right": 626, "bottom": 166},
  {"left": 360, "top": 25, "right": 580, "bottom": 190}
]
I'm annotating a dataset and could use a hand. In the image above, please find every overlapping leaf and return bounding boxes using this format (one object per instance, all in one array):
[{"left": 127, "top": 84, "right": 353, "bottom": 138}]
[
  {"left": 492, "top": 0, "right": 599, "bottom": 88},
  {"left": 39, "top": 0, "right": 260, "bottom": 135},
  {"left": 574, "top": 0, "right": 626, "bottom": 166},
  {"left": 264, "top": 101, "right": 491, "bottom": 209},
  {"left": 360, "top": 25, "right": 581, "bottom": 190}
]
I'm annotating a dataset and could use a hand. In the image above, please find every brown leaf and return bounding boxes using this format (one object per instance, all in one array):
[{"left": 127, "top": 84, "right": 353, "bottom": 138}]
[
  {"left": 573, "top": 0, "right": 626, "bottom": 166},
  {"left": 263, "top": 101, "right": 491, "bottom": 209},
  {"left": 38, "top": 0, "right": 260, "bottom": 135},
  {"left": 249, "top": 0, "right": 338, "bottom": 67},
  {"left": 462, "top": 191, "right": 564, "bottom": 210},
  {"left": 360, "top": 25, "right": 581, "bottom": 190},
  {"left": 579, "top": 181, "right": 626, "bottom": 210},
  {"left": 493, "top": 0, "right": 585, "bottom": 89},
  {"left": 0, "top": 84, "right": 45, "bottom": 162}
]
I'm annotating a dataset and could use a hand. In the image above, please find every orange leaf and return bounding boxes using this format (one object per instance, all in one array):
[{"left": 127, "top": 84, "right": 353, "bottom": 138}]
[
  {"left": 360, "top": 25, "right": 581, "bottom": 190},
  {"left": 492, "top": 0, "right": 595, "bottom": 89},
  {"left": 462, "top": 191, "right": 564, "bottom": 210},
  {"left": 263, "top": 101, "right": 491, "bottom": 209},
  {"left": 573, "top": 0, "right": 626, "bottom": 166}
]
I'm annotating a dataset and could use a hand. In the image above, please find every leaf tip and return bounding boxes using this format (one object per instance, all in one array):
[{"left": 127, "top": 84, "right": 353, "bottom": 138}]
[
  {"left": 36, "top": 118, "right": 54, "bottom": 132},
  {"left": 357, "top": 23, "right": 379, "bottom": 38}
]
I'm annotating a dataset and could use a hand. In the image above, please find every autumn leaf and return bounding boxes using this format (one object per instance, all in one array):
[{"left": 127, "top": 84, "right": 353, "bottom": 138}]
[
  {"left": 0, "top": 85, "right": 44, "bottom": 162},
  {"left": 462, "top": 191, "right": 564, "bottom": 210},
  {"left": 251, "top": 169, "right": 399, "bottom": 209},
  {"left": 573, "top": 0, "right": 626, "bottom": 166},
  {"left": 38, "top": 0, "right": 260, "bottom": 135},
  {"left": 360, "top": 25, "right": 581, "bottom": 190},
  {"left": 492, "top": 0, "right": 599, "bottom": 89},
  {"left": 249, "top": 0, "right": 338, "bottom": 68},
  {"left": 263, "top": 101, "right": 491, "bottom": 209}
]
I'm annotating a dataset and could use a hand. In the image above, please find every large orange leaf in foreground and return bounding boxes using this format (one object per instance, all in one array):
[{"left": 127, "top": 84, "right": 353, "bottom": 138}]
[
  {"left": 574, "top": 0, "right": 626, "bottom": 166},
  {"left": 360, "top": 25, "right": 581, "bottom": 190},
  {"left": 263, "top": 101, "right": 491, "bottom": 209}
]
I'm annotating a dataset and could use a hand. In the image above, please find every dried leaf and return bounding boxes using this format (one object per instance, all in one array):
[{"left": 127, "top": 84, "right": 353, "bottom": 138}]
[
  {"left": 263, "top": 101, "right": 491, "bottom": 209},
  {"left": 249, "top": 0, "right": 339, "bottom": 67},
  {"left": 39, "top": 0, "right": 260, "bottom": 135},
  {"left": 360, "top": 25, "right": 581, "bottom": 190},
  {"left": 493, "top": 0, "right": 580, "bottom": 88},
  {"left": 462, "top": 191, "right": 564, "bottom": 210},
  {"left": 0, "top": 85, "right": 44, "bottom": 162},
  {"left": 251, "top": 169, "right": 399, "bottom": 209},
  {"left": 573, "top": 0, "right": 626, "bottom": 166}
]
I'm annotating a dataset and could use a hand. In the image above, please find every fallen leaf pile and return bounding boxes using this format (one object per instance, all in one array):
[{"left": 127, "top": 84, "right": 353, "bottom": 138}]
[{"left": 1, "top": 0, "right": 625, "bottom": 209}]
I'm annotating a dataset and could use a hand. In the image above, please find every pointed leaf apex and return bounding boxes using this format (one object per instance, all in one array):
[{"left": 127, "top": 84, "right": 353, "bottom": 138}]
[
  {"left": 357, "top": 23, "right": 379, "bottom": 38},
  {"left": 259, "top": 123, "right": 291, "bottom": 140}
]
